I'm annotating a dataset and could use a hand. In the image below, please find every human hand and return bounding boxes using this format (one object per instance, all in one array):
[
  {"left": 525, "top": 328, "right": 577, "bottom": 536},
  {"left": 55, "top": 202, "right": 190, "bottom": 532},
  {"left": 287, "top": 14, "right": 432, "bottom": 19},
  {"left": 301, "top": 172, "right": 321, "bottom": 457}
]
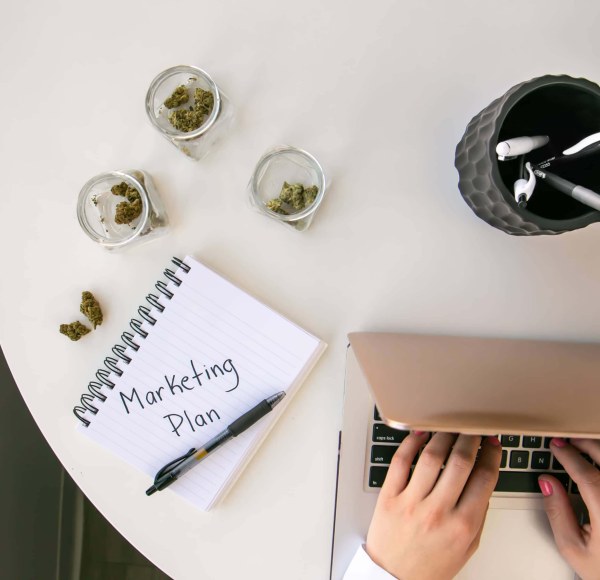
[
  {"left": 366, "top": 432, "right": 502, "bottom": 580},
  {"left": 539, "top": 438, "right": 600, "bottom": 580}
]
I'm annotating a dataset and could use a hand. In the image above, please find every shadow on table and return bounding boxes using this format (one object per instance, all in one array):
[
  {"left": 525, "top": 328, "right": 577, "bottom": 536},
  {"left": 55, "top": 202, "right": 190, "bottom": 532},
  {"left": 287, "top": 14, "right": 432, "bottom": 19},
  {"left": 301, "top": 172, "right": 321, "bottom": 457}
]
[{"left": 0, "top": 344, "right": 171, "bottom": 580}]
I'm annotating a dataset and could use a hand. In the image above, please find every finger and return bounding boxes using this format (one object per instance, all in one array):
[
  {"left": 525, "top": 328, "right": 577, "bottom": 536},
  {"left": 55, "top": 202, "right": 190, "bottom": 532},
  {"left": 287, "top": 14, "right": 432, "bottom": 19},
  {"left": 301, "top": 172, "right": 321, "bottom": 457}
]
[
  {"left": 380, "top": 431, "right": 429, "bottom": 499},
  {"left": 405, "top": 432, "right": 457, "bottom": 501},
  {"left": 551, "top": 438, "right": 600, "bottom": 523},
  {"left": 430, "top": 435, "right": 482, "bottom": 507},
  {"left": 539, "top": 475, "right": 586, "bottom": 558},
  {"left": 457, "top": 436, "right": 502, "bottom": 522},
  {"left": 570, "top": 438, "right": 600, "bottom": 464}
]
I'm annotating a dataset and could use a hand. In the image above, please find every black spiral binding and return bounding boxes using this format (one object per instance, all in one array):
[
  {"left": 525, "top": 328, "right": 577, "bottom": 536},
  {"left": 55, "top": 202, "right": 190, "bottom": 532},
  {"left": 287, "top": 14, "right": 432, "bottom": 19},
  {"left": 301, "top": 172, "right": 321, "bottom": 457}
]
[{"left": 73, "top": 257, "right": 191, "bottom": 427}]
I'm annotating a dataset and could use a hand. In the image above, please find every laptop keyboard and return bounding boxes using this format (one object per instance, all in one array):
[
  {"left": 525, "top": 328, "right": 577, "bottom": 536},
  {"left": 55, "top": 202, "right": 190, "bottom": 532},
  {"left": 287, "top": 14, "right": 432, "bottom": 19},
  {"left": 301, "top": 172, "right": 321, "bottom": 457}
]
[{"left": 368, "top": 408, "right": 594, "bottom": 494}]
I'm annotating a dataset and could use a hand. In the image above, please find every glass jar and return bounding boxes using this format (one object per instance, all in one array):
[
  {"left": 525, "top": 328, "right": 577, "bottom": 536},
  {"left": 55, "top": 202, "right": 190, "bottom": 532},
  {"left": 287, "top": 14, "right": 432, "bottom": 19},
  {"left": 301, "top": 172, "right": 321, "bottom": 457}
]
[
  {"left": 248, "top": 146, "right": 327, "bottom": 232},
  {"left": 77, "top": 169, "right": 169, "bottom": 250},
  {"left": 145, "top": 65, "right": 233, "bottom": 161}
]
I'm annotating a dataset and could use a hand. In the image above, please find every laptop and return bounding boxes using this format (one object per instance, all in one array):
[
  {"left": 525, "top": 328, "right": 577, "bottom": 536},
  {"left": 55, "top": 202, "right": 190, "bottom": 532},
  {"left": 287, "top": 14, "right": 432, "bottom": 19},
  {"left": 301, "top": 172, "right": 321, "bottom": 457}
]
[{"left": 330, "top": 333, "right": 598, "bottom": 580}]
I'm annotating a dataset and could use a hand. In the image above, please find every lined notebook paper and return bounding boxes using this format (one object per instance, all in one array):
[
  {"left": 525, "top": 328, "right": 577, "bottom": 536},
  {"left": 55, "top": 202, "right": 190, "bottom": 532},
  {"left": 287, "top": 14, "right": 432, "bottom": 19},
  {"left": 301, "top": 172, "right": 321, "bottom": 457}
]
[{"left": 74, "top": 256, "right": 326, "bottom": 510}]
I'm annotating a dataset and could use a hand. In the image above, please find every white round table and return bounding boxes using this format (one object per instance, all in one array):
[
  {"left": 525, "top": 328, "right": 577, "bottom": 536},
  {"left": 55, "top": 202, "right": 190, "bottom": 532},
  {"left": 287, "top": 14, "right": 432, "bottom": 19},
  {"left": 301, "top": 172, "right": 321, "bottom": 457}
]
[{"left": 2, "top": 1, "right": 600, "bottom": 578}]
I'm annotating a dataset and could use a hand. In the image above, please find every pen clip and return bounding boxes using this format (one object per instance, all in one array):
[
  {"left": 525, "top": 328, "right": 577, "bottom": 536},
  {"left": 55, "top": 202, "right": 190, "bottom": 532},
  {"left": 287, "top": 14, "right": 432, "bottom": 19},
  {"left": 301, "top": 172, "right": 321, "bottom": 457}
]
[{"left": 154, "top": 448, "right": 196, "bottom": 483}]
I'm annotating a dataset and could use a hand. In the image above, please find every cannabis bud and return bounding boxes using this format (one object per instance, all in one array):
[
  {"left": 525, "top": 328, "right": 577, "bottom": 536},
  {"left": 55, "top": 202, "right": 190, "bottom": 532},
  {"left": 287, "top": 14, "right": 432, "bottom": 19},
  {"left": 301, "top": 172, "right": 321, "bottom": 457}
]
[
  {"left": 167, "top": 109, "right": 205, "bottom": 132},
  {"left": 59, "top": 321, "right": 91, "bottom": 341},
  {"left": 111, "top": 182, "right": 141, "bottom": 203},
  {"left": 115, "top": 198, "right": 142, "bottom": 225},
  {"left": 111, "top": 182, "right": 129, "bottom": 197},
  {"left": 167, "top": 86, "right": 215, "bottom": 132},
  {"left": 164, "top": 85, "right": 190, "bottom": 109},
  {"left": 302, "top": 185, "right": 318, "bottom": 207},
  {"left": 111, "top": 181, "right": 143, "bottom": 224},
  {"left": 266, "top": 182, "right": 319, "bottom": 216},
  {"left": 80, "top": 291, "right": 103, "bottom": 329},
  {"left": 266, "top": 198, "right": 289, "bottom": 215},
  {"left": 194, "top": 88, "right": 214, "bottom": 116}
]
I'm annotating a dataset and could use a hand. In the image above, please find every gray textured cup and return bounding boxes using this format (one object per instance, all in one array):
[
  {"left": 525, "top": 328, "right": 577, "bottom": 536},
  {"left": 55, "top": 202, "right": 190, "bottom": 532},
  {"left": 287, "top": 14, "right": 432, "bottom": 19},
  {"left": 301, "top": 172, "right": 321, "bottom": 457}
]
[{"left": 455, "top": 75, "right": 600, "bottom": 235}]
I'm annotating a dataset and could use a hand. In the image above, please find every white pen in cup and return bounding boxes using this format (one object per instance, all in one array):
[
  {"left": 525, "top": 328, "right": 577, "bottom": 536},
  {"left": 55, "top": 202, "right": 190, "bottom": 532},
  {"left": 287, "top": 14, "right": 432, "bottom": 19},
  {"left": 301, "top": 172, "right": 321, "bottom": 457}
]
[{"left": 496, "top": 135, "right": 549, "bottom": 160}]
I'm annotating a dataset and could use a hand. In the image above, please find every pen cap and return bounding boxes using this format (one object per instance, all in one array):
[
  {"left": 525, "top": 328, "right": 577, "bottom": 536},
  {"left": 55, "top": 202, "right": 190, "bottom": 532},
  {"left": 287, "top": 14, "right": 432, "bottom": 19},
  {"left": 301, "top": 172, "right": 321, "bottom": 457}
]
[{"left": 455, "top": 74, "right": 600, "bottom": 235}]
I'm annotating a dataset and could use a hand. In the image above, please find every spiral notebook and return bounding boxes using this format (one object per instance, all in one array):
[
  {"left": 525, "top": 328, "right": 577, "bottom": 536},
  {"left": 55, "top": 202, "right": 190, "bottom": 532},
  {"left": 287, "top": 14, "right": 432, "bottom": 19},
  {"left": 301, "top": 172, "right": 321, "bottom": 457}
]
[{"left": 73, "top": 256, "right": 326, "bottom": 510}]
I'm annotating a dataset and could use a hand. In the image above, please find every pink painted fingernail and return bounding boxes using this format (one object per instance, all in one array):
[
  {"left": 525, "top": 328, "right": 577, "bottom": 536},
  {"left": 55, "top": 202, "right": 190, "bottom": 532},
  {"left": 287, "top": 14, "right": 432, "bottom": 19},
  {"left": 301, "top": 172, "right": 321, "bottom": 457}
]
[
  {"left": 551, "top": 438, "right": 567, "bottom": 448},
  {"left": 414, "top": 431, "right": 427, "bottom": 436},
  {"left": 487, "top": 436, "right": 501, "bottom": 447},
  {"left": 539, "top": 478, "right": 553, "bottom": 497}
]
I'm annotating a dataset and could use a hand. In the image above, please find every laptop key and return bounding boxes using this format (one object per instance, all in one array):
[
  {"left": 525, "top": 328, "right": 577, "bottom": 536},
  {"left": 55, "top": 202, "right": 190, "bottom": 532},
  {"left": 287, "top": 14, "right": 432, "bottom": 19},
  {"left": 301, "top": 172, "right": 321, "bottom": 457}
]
[
  {"left": 369, "top": 466, "right": 388, "bottom": 487},
  {"left": 501, "top": 435, "right": 520, "bottom": 447},
  {"left": 371, "top": 445, "right": 398, "bottom": 464},
  {"left": 509, "top": 450, "right": 529, "bottom": 469},
  {"left": 373, "top": 423, "right": 409, "bottom": 444},
  {"left": 495, "top": 471, "right": 569, "bottom": 493},
  {"left": 374, "top": 407, "right": 381, "bottom": 421},
  {"left": 531, "top": 451, "right": 551, "bottom": 470},
  {"left": 500, "top": 450, "right": 507, "bottom": 468},
  {"left": 523, "top": 436, "right": 542, "bottom": 448},
  {"left": 544, "top": 437, "right": 552, "bottom": 448},
  {"left": 552, "top": 457, "right": 565, "bottom": 471}
]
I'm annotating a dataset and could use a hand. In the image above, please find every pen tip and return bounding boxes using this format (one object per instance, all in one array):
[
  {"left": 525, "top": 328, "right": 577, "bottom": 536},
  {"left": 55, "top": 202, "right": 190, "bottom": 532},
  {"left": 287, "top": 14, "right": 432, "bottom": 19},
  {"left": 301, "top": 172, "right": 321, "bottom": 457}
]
[
  {"left": 267, "top": 391, "right": 286, "bottom": 407},
  {"left": 146, "top": 486, "right": 157, "bottom": 496}
]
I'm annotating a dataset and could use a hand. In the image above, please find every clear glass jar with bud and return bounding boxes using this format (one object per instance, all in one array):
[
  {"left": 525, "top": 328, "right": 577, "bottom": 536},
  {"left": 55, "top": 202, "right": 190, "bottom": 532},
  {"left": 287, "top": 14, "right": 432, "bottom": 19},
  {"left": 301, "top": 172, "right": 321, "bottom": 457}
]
[
  {"left": 77, "top": 169, "right": 169, "bottom": 251},
  {"left": 145, "top": 65, "right": 234, "bottom": 161},
  {"left": 248, "top": 146, "right": 327, "bottom": 232}
]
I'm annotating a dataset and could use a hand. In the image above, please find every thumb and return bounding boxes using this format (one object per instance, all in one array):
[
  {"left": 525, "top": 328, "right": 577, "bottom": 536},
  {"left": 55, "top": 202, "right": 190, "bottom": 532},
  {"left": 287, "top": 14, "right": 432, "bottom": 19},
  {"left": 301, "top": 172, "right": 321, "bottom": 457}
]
[{"left": 539, "top": 476, "right": 584, "bottom": 557}]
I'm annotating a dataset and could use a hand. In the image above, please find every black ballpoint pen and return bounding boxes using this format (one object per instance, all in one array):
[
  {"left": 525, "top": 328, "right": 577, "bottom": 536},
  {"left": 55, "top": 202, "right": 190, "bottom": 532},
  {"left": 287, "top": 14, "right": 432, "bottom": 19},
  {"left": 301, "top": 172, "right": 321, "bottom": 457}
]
[
  {"left": 146, "top": 391, "right": 286, "bottom": 496},
  {"left": 533, "top": 169, "right": 600, "bottom": 212},
  {"left": 534, "top": 133, "right": 600, "bottom": 170}
]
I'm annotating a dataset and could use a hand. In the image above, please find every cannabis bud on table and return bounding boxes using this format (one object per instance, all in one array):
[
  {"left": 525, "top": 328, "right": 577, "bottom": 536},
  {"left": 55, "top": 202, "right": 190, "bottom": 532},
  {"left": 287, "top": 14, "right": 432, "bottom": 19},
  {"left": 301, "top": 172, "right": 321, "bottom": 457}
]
[
  {"left": 59, "top": 321, "right": 91, "bottom": 342},
  {"left": 80, "top": 291, "right": 103, "bottom": 329},
  {"left": 111, "top": 181, "right": 142, "bottom": 225},
  {"left": 266, "top": 182, "right": 319, "bottom": 215},
  {"left": 164, "top": 85, "right": 215, "bottom": 132},
  {"left": 60, "top": 291, "right": 104, "bottom": 341}
]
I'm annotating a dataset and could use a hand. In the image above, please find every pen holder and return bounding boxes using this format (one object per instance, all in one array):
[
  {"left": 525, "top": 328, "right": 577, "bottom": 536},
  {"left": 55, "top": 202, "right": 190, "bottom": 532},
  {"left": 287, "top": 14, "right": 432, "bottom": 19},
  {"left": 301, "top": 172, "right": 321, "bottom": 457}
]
[{"left": 455, "top": 75, "right": 600, "bottom": 235}]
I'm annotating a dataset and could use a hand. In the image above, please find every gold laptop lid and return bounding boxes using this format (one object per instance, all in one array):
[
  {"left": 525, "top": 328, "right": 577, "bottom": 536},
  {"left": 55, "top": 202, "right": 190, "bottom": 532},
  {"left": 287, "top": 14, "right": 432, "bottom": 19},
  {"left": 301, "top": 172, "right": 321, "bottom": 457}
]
[{"left": 348, "top": 332, "right": 600, "bottom": 437}]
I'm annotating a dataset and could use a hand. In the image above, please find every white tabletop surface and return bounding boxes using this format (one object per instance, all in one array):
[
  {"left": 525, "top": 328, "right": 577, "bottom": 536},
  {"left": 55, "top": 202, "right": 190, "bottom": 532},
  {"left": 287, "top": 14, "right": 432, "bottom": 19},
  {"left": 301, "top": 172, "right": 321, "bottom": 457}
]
[{"left": 2, "top": 1, "right": 600, "bottom": 578}]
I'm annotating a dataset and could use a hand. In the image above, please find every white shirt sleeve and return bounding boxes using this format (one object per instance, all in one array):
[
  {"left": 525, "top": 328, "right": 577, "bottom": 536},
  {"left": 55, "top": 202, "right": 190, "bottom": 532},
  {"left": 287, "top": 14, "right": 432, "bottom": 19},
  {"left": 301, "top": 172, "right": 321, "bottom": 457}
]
[{"left": 343, "top": 545, "right": 397, "bottom": 580}]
